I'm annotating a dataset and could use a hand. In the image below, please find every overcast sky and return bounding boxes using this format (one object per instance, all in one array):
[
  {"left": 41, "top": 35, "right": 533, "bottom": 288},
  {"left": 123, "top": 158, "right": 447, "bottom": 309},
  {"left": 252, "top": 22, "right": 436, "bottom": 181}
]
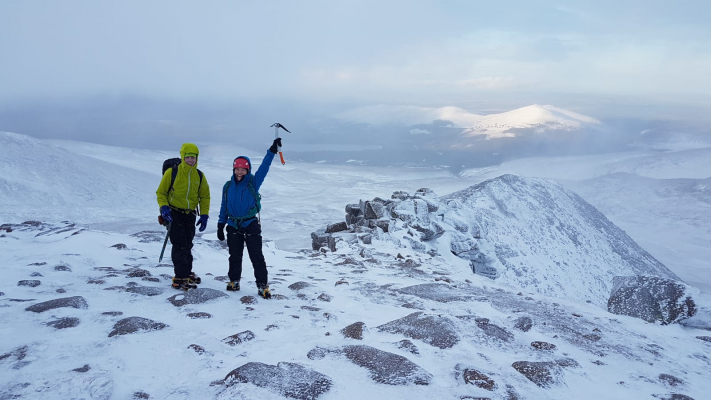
[{"left": 1, "top": 0, "right": 710, "bottom": 106}]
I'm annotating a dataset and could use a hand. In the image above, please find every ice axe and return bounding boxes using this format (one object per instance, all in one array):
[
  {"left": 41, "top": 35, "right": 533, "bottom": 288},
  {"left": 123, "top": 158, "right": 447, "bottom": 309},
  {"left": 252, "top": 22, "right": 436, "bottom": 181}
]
[
  {"left": 158, "top": 220, "right": 172, "bottom": 262},
  {"left": 270, "top": 123, "right": 290, "bottom": 165}
]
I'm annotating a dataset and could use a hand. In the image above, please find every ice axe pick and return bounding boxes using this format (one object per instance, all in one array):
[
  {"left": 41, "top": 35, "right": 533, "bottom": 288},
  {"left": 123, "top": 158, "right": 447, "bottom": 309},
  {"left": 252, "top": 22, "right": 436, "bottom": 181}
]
[{"left": 270, "top": 122, "right": 291, "bottom": 165}]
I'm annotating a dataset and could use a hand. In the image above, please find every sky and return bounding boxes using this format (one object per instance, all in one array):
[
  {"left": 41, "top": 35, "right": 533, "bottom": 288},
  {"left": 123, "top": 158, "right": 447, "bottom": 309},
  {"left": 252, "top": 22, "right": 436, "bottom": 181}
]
[{"left": 1, "top": 0, "right": 710, "bottom": 105}]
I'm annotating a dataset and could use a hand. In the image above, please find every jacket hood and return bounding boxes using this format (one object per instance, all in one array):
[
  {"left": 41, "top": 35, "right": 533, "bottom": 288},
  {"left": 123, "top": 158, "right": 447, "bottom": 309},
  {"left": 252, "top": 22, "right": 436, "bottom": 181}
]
[{"left": 180, "top": 143, "right": 200, "bottom": 167}]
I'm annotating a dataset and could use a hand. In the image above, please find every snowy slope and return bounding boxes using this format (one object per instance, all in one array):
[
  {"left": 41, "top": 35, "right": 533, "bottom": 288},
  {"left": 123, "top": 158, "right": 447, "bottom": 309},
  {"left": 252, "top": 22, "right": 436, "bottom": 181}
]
[
  {"left": 0, "top": 132, "right": 157, "bottom": 224},
  {"left": 443, "top": 175, "right": 678, "bottom": 306}
]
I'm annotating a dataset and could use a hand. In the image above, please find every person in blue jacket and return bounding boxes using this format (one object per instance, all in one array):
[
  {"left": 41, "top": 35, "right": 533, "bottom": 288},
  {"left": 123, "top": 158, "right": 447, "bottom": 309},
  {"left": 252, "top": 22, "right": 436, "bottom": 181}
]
[{"left": 217, "top": 138, "right": 281, "bottom": 299}]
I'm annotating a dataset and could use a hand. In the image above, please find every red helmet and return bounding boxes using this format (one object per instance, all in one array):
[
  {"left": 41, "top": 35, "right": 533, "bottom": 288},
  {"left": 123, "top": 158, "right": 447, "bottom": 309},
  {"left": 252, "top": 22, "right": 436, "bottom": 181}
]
[{"left": 233, "top": 157, "right": 250, "bottom": 170}]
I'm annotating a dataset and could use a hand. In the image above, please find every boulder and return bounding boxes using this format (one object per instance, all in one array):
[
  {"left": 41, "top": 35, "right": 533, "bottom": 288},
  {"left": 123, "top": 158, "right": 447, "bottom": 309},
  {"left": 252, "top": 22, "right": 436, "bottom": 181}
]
[
  {"left": 109, "top": 316, "right": 167, "bottom": 337},
  {"left": 26, "top": 296, "right": 88, "bottom": 313},
  {"left": 224, "top": 362, "right": 332, "bottom": 399},
  {"left": 377, "top": 312, "right": 459, "bottom": 349},
  {"left": 608, "top": 276, "right": 696, "bottom": 325},
  {"left": 341, "top": 345, "right": 432, "bottom": 385},
  {"left": 167, "top": 288, "right": 228, "bottom": 307}
]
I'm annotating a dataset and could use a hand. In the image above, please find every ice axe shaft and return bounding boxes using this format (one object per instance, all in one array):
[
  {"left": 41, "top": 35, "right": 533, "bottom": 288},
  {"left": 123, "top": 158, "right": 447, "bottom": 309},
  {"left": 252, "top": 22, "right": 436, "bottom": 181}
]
[
  {"left": 270, "top": 123, "right": 290, "bottom": 165},
  {"left": 159, "top": 221, "right": 172, "bottom": 262}
]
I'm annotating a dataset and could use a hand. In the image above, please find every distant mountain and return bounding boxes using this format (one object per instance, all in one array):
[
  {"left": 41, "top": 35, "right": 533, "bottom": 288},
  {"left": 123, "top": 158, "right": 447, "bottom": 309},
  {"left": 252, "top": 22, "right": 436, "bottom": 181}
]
[
  {"left": 336, "top": 104, "right": 604, "bottom": 139},
  {"left": 443, "top": 174, "right": 679, "bottom": 305}
]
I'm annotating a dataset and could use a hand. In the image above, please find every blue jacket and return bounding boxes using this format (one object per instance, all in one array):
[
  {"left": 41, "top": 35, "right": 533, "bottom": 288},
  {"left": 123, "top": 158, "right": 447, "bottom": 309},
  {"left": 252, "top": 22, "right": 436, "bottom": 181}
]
[{"left": 218, "top": 150, "right": 275, "bottom": 228}]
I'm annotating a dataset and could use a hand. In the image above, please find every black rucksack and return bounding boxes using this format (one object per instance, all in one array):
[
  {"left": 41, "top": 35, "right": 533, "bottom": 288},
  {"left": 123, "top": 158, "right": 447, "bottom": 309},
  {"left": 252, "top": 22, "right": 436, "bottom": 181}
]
[{"left": 162, "top": 158, "right": 203, "bottom": 193}]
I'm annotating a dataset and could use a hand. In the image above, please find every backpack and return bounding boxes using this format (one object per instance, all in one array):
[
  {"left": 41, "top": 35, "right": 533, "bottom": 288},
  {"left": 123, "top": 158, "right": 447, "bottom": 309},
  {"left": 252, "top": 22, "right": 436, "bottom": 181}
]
[
  {"left": 223, "top": 177, "right": 261, "bottom": 223},
  {"left": 162, "top": 158, "right": 203, "bottom": 194}
]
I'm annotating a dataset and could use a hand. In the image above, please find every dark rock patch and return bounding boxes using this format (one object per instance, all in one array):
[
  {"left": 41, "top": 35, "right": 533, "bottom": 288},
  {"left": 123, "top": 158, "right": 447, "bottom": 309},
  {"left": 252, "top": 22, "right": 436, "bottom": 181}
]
[
  {"left": 341, "top": 345, "right": 432, "bottom": 385},
  {"left": 45, "top": 317, "right": 80, "bottom": 329},
  {"left": 224, "top": 361, "right": 332, "bottom": 400},
  {"left": 167, "top": 288, "right": 228, "bottom": 306},
  {"left": 188, "top": 344, "right": 205, "bottom": 354},
  {"left": 397, "top": 283, "right": 476, "bottom": 303},
  {"left": 659, "top": 374, "right": 684, "bottom": 387},
  {"left": 531, "top": 341, "right": 556, "bottom": 350},
  {"left": 30, "top": 272, "right": 43, "bottom": 277},
  {"left": 377, "top": 312, "right": 459, "bottom": 349},
  {"left": 126, "top": 286, "right": 164, "bottom": 296},
  {"left": 456, "top": 365, "right": 497, "bottom": 391},
  {"left": 288, "top": 281, "right": 313, "bottom": 291},
  {"left": 341, "top": 322, "right": 367, "bottom": 340},
  {"left": 25, "top": 296, "right": 88, "bottom": 313},
  {"left": 111, "top": 243, "right": 128, "bottom": 250},
  {"left": 28, "top": 262, "right": 47, "bottom": 266},
  {"left": 142, "top": 277, "right": 161, "bottom": 283},
  {"left": 127, "top": 268, "right": 151, "bottom": 278},
  {"left": 54, "top": 265, "right": 71, "bottom": 271},
  {"left": 241, "top": 296, "right": 257, "bottom": 305},
  {"left": 223, "top": 331, "right": 255, "bottom": 346},
  {"left": 108, "top": 316, "right": 167, "bottom": 337},
  {"left": 511, "top": 361, "right": 561, "bottom": 388},
  {"left": 301, "top": 306, "right": 321, "bottom": 311},
  {"left": 0, "top": 345, "right": 28, "bottom": 362},
  {"left": 72, "top": 364, "right": 90, "bottom": 372},
  {"left": 55, "top": 288, "right": 66, "bottom": 293},
  {"left": 317, "top": 293, "right": 332, "bottom": 302},
  {"left": 18, "top": 280, "right": 41, "bottom": 287},
  {"left": 696, "top": 336, "right": 711, "bottom": 342},
  {"left": 513, "top": 316, "right": 533, "bottom": 332},
  {"left": 475, "top": 318, "right": 514, "bottom": 342},
  {"left": 133, "top": 391, "right": 150, "bottom": 399},
  {"left": 88, "top": 279, "right": 105, "bottom": 285},
  {"left": 102, "top": 311, "right": 123, "bottom": 316},
  {"left": 335, "top": 280, "right": 349, "bottom": 286},
  {"left": 395, "top": 339, "right": 419, "bottom": 355},
  {"left": 608, "top": 276, "right": 696, "bottom": 325},
  {"left": 187, "top": 312, "right": 212, "bottom": 319}
]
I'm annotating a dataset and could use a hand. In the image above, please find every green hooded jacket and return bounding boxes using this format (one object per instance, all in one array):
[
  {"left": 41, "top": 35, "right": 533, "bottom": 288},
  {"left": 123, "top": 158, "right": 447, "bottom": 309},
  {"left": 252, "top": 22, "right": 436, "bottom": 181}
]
[{"left": 156, "top": 143, "right": 211, "bottom": 215}]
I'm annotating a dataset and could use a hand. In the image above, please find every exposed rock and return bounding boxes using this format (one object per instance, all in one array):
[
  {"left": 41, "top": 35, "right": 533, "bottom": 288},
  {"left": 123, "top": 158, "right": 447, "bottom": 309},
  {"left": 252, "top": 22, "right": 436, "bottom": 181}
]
[
  {"left": 224, "top": 362, "right": 332, "bottom": 399},
  {"left": 127, "top": 268, "right": 152, "bottom": 278},
  {"left": 241, "top": 296, "right": 257, "bottom": 305},
  {"left": 167, "top": 288, "right": 228, "bottom": 307},
  {"left": 475, "top": 318, "right": 514, "bottom": 342},
  {"left": 102, "top": 311, "right": 123, "bottom": 316},
  {"left": 326, "top": 221, "right": 348, "bottom": 234},
  {"left": 397, "top": 283, "right": 477, "bottom": 303},
  {"left": 697, "top": 336, "right": 711, "bottom": 342},
  {"left": 511, "top": 361, "right": 562, "bottom": 388},
  {"left": 54, "top": 265, "right": 71, "bottom": 272},
  {"left": 125, "top": 286, "right": 164, "bottom": 296},
  {"left": 377, "top": 312, "right": 459, "bottom": 349},
  {"left": 659, "top": 373, "right": 684, "bottom": 387},
  {"left": 364, "top": 201, "right": 385, "bottom": 219},
  {"left": 0, "top": 345, "right": 28, "bottom": 362},
  {"left": 341, "top": 345, "right": 432, "bottom": 385},
  {"left": 25, "top": 296, "right": 88, "bottom": 313},
  {"left": 188, "top": 344, "right": 205, "bottom": 354},
  {"left": 45, "top": 317, "right": 80, "bottom": 329},
  {"left": 187, "top": 312, "right": 212, "bottom": 319},
  {"left": 531, "top": 341, "right": 557, "bottom": 350},
  {"left": 111, "top": 243, "right": 128, "bottom": 250},
  {"left": 133, "top": 391, "right": 150, "bottom": 399},
  {"left": 395, "top": 339, "right": 419, "bottom": 355},
  {"left": 340, "top": 322, "right": 367, "bottom": 340},
  {"left": 679, "top": 309, "right": 711, "bottom": 331},
  {"left": 301, "top": 306, "right": 321, "bottom": 311},
  {"left": 513, "top": 316, "right": 533, "bottom": 332},
  {"left": 108, "top": 317, "right": 167, "bottom": 337},
  {"left": 18, "top": 280, "right": 41, "bottom": 287},
  {"left": 455, "top": 365, "right": 497, "bottom": 391},
  {"left": 222, "top": 331, "right": 255, "bottom": 346},
  {"left": 30, "top": 272, "right": 43, "bottom": 277},
  {"left": 288, "top": 282, "right": 313, "bottom": 291},
  {"left": 608, "top": 276, "right": 696, "bottom": 325},
  {"left": 72, "top": 364, "right": 90, "bottom": 372},
  {"left": 317, "top": 293, "right": 332, "bottom": 302}
]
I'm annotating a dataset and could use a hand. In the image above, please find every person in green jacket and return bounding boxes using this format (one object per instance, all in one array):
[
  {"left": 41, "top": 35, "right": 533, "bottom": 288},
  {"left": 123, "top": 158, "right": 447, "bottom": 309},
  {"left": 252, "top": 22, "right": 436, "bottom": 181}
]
[{"left": 156, "top": 143, "right": 211, "bottom": 290}]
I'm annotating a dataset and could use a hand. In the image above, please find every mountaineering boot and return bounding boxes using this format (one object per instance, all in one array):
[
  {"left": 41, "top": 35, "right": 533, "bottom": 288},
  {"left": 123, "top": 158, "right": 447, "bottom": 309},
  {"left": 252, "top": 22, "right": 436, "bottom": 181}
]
[
  {"left": 226, "top": 281, "right": 240, "bottom": 291},
  {"left": 188, "top": 272, "right": 201, "bottom": 285},
  {"left": 258, "top": 285, "right": 272, "bottom": 299},
  {"left": 171, "top": 277, "right": 193, "bottom": 291}
]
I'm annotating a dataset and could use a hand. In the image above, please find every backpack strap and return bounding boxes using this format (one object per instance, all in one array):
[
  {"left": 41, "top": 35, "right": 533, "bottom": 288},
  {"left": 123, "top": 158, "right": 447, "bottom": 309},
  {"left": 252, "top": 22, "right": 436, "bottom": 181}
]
[
  {"left": 224, "top": 177, "right": 261, "bottom": 225},
  {"left": 169, "top": 167, "right": 204, "bottom": 193}
]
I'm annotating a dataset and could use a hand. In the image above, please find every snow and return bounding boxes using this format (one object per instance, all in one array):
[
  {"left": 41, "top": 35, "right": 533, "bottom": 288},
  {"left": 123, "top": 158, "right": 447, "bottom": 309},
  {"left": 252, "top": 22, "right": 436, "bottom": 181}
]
[{"left": 1, "top": 131, "right": 710, "bottom": 399}]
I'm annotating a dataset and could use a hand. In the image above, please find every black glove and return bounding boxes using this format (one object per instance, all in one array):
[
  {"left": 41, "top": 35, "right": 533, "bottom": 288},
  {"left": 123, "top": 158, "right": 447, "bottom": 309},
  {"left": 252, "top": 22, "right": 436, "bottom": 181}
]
[
  {"left": 269, "top": 138, "right": 282, "bottom": 154},
  {"left": 217, "top": 222, "right": 225, "bottom": 241}
]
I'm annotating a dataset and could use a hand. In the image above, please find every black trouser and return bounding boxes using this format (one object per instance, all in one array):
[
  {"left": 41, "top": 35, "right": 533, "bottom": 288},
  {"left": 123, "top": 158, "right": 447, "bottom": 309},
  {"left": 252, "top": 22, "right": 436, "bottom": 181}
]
[
  {"left": 227, "top": 220, "right": 268, "bottom": 288},
  {"left": 169, "top": 210, "right": 196, "bottom": 279}
]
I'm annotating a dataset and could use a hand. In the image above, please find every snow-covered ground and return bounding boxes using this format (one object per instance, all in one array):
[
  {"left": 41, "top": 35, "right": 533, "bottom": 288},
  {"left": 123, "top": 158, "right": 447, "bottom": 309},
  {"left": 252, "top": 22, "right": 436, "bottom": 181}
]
[{"left": 1, "top": 131, "right": 710, "bottom": 399}]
